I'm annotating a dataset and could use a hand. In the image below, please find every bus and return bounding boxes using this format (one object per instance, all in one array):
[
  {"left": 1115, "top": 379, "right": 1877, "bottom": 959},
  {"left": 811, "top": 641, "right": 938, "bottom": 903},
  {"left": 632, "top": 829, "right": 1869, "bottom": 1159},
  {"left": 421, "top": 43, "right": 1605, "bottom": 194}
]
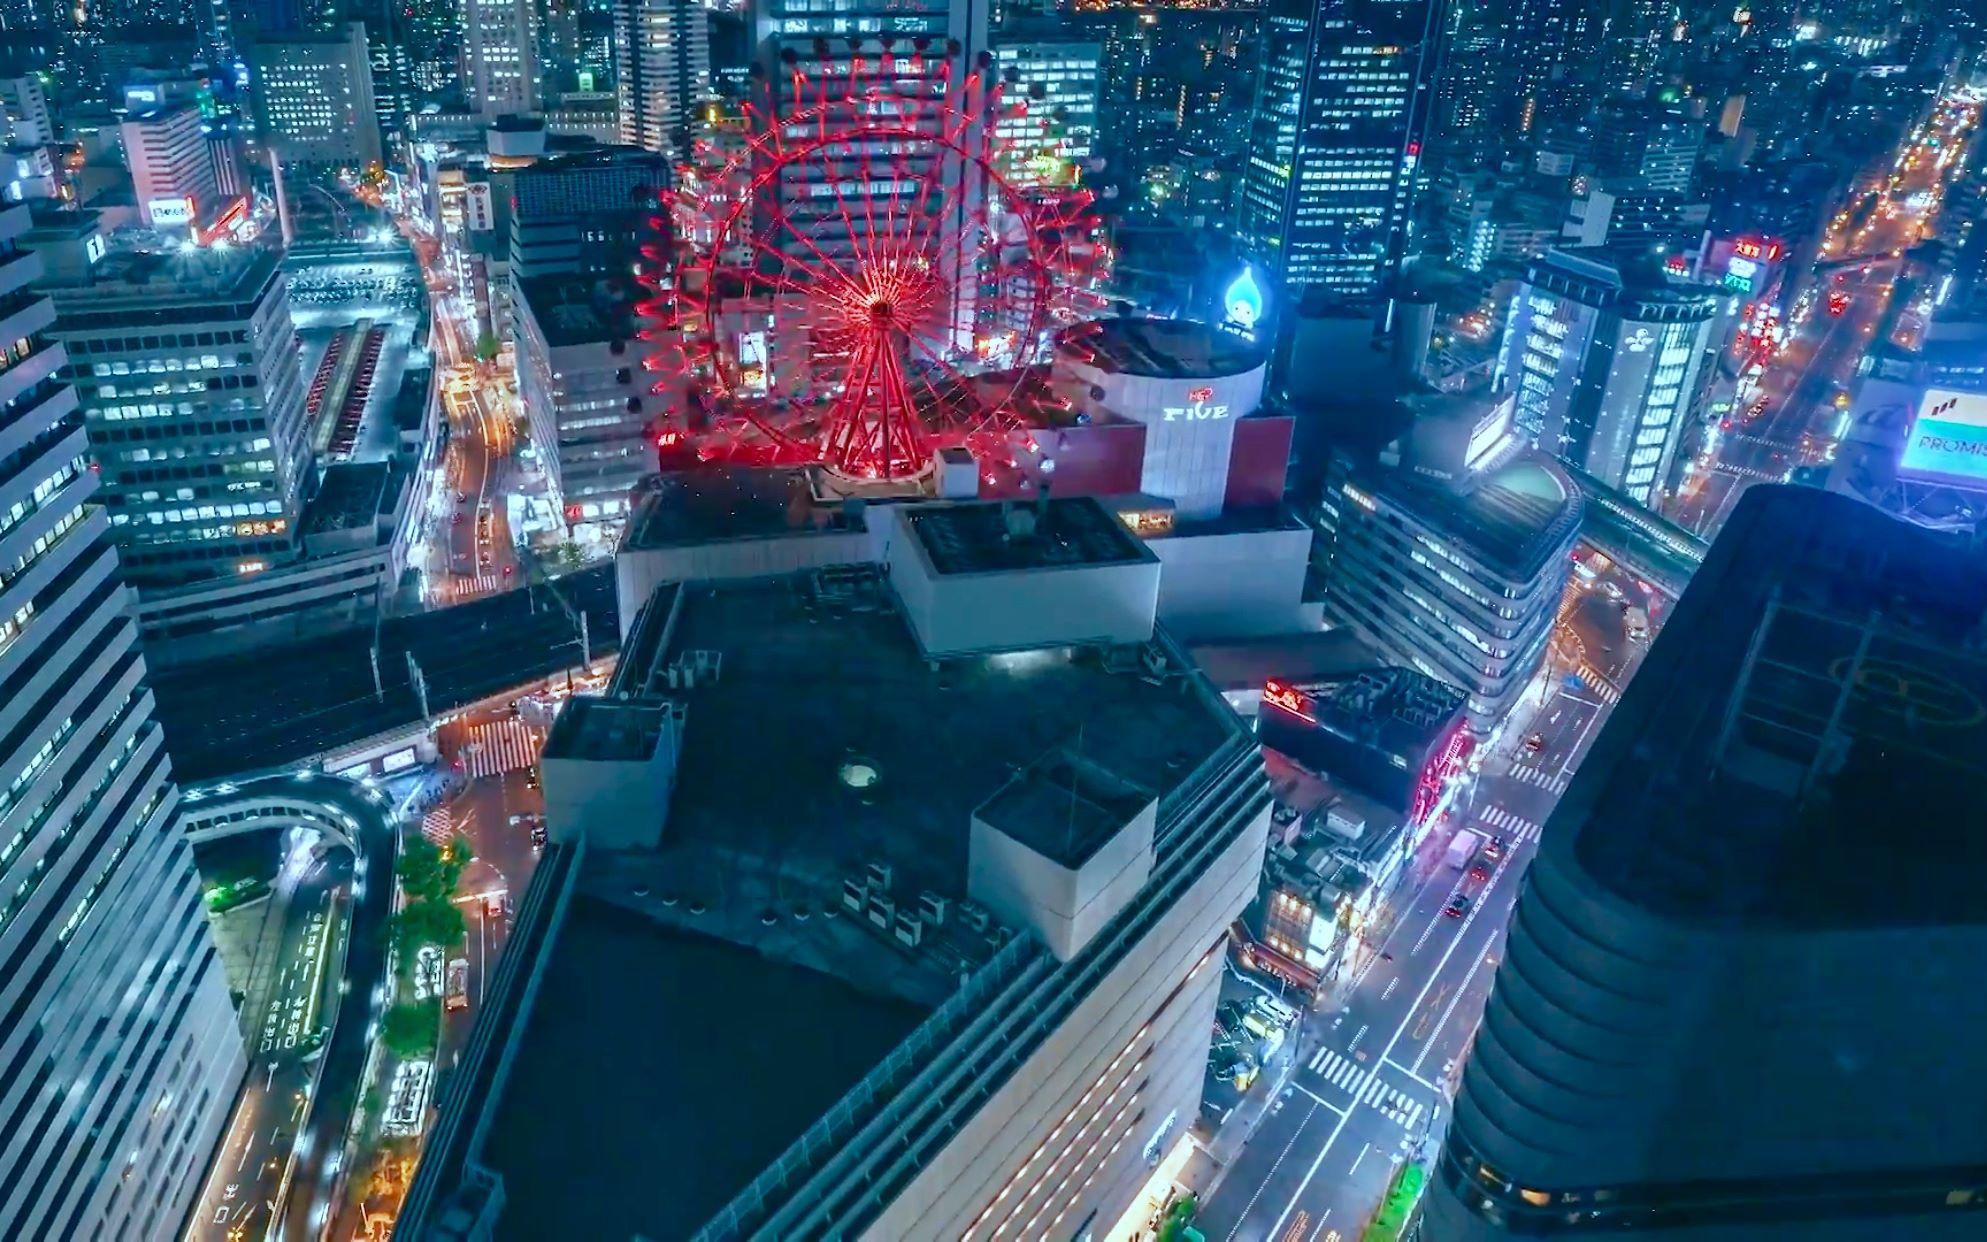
[{"left": 444, "top": 958, "right": 469, "bottom": 1012}]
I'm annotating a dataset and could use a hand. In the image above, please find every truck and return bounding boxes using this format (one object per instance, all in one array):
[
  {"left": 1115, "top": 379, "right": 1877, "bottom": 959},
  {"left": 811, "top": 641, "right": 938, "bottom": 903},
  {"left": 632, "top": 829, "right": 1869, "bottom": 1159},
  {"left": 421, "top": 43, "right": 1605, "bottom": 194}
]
[
  {"left": 444, "top": 958, "right": 469, "bottom": 1012},
  {"left": 1445, "top": 828, "right": 1481, "bottom": 870}
]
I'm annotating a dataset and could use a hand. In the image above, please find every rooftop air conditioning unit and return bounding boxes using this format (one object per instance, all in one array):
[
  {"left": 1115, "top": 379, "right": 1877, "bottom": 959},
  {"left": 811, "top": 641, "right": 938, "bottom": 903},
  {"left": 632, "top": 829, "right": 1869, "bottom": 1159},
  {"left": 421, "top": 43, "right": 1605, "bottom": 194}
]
[
  {"left": 842, "top": 876, "right": 867, "bottom": 914},
  {"left": 868, "top": 894, "right": 895, "bottom": 929},
  {"left": 866, "top": 860, "right": 894, "bottom": 892},
  {"left": 894, "top": 910, "right": 924, "bottom": 947},
  {"left": 957, "top": 901, "right": 991, "bottom": 933},
  {"left": 918, "top": 891, "right": 949, "bottom": 925}
]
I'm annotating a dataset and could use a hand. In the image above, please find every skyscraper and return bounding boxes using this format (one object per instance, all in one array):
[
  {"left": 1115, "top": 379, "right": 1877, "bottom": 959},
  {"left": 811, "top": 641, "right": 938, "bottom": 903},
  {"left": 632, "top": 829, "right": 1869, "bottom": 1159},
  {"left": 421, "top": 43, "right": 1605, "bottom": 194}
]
[
  {"left": 121, "top": 103, "right": 222, "bottom": 231},
  {"left": 990, "top": 33, "right": 1102, "bottom": 190},
  {"left": 0, "top": 200, "right": 244, "bottom": 1242},
  {"left": 1237, "top": 0, "right": 1446, "bottom": 296},
  {"left": 1498, "top": 247, "right": 1719, "bottom": 506},
  {"left": 750, "top": 0, "right": 991, "bottom": 267},
  {"left": 39, "top": 239, "right": 315, "bottom": 588},
  {"left": 252, "top": 21, "right": 383, "bottom": 166},
  {"left": 1500, "top": 0, "right": 1593, "bottom": 134},
  {"left": 1421, "top": 484, "right": 1987, "bottom": 1239},
  {"left": 463, "top": 0, "right": 539, "bottom": 117},
  {"left": 612, "top": 0, "right": 712, "bottom": 158}
]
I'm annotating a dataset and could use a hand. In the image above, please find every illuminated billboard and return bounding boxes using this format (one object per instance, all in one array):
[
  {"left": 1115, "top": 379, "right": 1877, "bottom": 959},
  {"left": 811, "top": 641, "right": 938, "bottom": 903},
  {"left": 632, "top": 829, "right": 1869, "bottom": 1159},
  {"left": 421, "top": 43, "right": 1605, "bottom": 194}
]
[{"left": 1899, "top": 388, "right": 1987, "bottom": 486}]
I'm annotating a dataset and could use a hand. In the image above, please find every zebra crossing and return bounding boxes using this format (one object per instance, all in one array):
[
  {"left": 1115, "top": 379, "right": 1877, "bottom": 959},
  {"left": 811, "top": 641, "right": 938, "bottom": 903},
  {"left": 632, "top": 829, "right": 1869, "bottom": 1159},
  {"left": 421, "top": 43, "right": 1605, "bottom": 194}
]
[
  {"left": 1580, "top": 671, "right": 1623, "bottom": 705},
  {"left": 421, "top": 808, "right": 453, "bottom": 846},
  {"left": 1308, "top": 1047, "right": 1366, "bottom": 1092},
  {"left": 1506, "top": 764, "right": 1570, "bottom": 796},
  {"left": 1478, "top": 804, "right": 1541, "bottom": 844},
  {"left": 1304, "top": 1048, "right": 1427, "bottom": 1131},
  {"left": 462, "top": 719, "right": 542, "bottom": 780}
]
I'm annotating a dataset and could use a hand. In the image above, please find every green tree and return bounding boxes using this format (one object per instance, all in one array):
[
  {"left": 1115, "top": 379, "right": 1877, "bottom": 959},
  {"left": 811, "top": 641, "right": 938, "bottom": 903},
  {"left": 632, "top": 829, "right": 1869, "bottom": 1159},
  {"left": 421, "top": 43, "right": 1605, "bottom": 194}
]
[
  {"left": 393, "top": 897, "right": 466, "bottom": 956},
  {"left": 474, "top": 331, "right": 500, "bottom": 362},
  {"left": 380, "top": 1001, "right": 438, "bottom": 1058}
]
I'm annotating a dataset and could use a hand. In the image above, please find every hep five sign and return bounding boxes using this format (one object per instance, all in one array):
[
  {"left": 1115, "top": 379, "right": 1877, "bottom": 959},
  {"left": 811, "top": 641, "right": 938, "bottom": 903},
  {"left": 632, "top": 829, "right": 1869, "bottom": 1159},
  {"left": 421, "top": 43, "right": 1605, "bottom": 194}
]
[{"left": 1162, "top": 384, "right": 1232, "bottom": 422}]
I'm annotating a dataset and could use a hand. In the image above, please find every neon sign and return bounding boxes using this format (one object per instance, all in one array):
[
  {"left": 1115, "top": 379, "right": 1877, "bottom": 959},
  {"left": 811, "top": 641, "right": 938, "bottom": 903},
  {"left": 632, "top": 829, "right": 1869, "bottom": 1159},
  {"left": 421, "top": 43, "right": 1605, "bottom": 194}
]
[
  {"left": 1263, "top": 680, "right": 1315, "bottom": 723},
  {"left": 1223, "top": 267, "right": 1264, "bottom": 336},
  {"left": 1162, "top": 403, "right": 1231, "bottom": 422}
]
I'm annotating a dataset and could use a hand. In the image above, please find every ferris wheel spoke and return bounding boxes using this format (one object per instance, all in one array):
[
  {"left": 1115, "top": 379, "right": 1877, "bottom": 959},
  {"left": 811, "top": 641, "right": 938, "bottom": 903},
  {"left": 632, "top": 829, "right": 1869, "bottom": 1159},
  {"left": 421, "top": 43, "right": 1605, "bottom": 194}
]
[{"left": 756, "top": 207, "right": 868, "bottom": 303}]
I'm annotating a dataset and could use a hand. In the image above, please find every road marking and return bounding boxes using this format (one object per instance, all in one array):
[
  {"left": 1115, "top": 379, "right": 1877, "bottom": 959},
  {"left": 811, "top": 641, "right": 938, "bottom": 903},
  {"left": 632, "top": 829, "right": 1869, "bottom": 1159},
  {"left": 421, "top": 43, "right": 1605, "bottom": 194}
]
[
  {"left": 1264, "top": 847, "right": 1515, "bottom": 1242},
  {"left": 1410, "top": 931, "right": 1502, "bottom": 1077},
  {"left": 1382, "top": 1059, "right": 1440, "bottom": 1092},
  {"left": 1348, "top": 1142, "right": 1370, "bottom": 1175},
  {"left": 1222, "top": 1100, "right": 1323, "bottom": 1240},
  {"left": 1346, "top": 1023, "right": 1369, "bottom": 1054},
  {"left": 1380, "top": 977, "right": 1398, "bottom": 1001},
  {"left": 1288, "top": 1082, "right": 1348, "bottom": 1115}
]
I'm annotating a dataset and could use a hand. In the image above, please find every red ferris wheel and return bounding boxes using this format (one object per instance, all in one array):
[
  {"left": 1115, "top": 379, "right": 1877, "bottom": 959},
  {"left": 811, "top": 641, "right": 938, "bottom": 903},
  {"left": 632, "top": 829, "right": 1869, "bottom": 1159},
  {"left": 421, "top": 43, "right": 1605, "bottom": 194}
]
[{"left": 649, "top": 43, "right": 1106, "bottom": 482}]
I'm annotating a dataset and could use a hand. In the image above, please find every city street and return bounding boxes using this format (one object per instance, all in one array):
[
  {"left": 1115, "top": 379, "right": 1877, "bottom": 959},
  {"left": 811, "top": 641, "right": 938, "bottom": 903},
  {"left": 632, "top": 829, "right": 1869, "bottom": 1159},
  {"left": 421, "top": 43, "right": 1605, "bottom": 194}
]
[
  {"left": 1669, "top": 95, "right": 1968, "bottom": 538},
  {"left": 1198, "top": 560, "right": 1650, "bottom": 1242},
  {"left": 186, "top": 852, "right": 353, "bottom": 1242}
]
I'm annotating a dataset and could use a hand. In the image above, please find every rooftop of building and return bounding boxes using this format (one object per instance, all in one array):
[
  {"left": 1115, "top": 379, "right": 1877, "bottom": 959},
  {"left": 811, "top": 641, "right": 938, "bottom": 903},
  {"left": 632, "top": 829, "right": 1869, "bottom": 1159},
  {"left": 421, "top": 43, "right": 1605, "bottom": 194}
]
[
  {"left": 1280, "top": 663, "right": 1470, "bottom": 763},
  {"left": 1362, "top": 450, "right": 1584, "bottom": 583},
  {"left": 482, "top": 896, "right": 929, "bottom": 1242},
  {"left": 621, "top": 467, "right": 866, "bottom": 551},
  {"left": 299, "top": 460, "right": 390, "bottom": 535},
  {"left": 905, "top": 495, "right": 1151, "bottom": 574},
  {"left": 23, "top": 205, "right": 99, "bottom": 237},
  {"left": 1186, "top": 627, "right": 1380, "bottom": 696},
  {"left": 1530, "top": 245, "right": 1725, "bottom": 311},
  {"left": 1056, "top": 315, "right": 1267, "bottom": 380},
  {"left": 480, "top": 563, "right": 1241, "bottom": 1235},
  {"left": 515, "top": 273, "right": 641, "bottom": 348},
  {"left": 41, "top": 241, "right": 282, "bottom": 300},
  {"left": 1566, "top": 485, "right": 1987, "bottom": 927}
]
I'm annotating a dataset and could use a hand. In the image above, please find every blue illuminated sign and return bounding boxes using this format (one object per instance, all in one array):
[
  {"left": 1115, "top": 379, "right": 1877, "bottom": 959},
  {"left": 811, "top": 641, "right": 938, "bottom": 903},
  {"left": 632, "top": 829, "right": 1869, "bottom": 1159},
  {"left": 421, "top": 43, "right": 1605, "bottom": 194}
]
[
  {"left": 1900, "top": 388, "right": 1987, "bottom": 485},
  {"left": 1222, "top": 267, "right": 1265, "bottom": 338}
]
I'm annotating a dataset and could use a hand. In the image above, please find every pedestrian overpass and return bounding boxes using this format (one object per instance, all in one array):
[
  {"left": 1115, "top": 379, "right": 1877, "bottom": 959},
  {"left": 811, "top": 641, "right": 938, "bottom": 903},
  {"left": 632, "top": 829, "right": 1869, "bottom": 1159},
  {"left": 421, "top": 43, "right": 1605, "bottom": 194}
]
[{"left": 1562, "top": 464, "right": 1710, "bottom": 600}]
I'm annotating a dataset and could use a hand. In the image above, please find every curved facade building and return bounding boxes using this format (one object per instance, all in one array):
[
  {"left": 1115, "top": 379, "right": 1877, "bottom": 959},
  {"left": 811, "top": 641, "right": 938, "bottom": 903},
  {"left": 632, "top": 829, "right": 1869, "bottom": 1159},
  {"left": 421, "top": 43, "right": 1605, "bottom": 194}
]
[
  {"left": 1421, "top": 485, "right": 1987, "bottom": 1239},
  {"left": 1318, "top": 449, "right": 1580, "bottom": 730}
]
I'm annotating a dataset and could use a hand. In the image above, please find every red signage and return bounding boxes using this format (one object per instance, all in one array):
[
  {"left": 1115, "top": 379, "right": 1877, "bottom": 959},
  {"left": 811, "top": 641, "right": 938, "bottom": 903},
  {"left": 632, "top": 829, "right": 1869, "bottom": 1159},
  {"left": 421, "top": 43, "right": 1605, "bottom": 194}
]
[
  {"left": 1734, "top": 239, "right": 1764, "bottom": 259},
  {"left": 1262, "top": 680, "right": 1315, "bottom": 723},
  {"left": 1188, "top": 385, "right": 1214, "bottom": 403}
]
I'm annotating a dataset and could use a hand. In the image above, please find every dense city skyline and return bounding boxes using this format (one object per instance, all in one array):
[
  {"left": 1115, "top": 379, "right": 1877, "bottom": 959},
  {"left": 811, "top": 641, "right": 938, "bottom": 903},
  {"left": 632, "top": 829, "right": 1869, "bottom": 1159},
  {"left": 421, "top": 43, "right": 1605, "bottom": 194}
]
[{"left": 0, "top": 1, "right": 1978, "bottom": 1240}]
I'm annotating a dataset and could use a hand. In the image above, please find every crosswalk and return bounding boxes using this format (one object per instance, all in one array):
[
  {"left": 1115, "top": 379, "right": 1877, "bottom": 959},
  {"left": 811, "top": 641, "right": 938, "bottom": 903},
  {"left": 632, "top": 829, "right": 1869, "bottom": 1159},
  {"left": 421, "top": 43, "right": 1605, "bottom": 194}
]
[
  {"left": 1506, "top": 764, "right": 1569, "bottom": 796},
  {"left": 421, "top": 808, "right": 453, "bottom": 846},
  {"left": 1304, "top": 1049, "right": 1427, "bottom": 1131},
  {"left": 462, "top": 719, "right": 542, "bottom": 780},
  {"left": 1308, "top": 1047, "right": 1365, "bottom": 1092},
  {"left": 1478, "top": 804, "right": 1541, "bottom": 844},
  {"left": 1568, "top": 668, "right": 1623, "bottom": 705}
]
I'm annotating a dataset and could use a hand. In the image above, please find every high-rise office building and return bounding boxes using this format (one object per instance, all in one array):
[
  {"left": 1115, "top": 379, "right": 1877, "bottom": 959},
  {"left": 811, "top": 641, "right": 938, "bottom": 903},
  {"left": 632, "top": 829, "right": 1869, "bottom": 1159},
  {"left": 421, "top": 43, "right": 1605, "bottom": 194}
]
[
  {"left": 990, "top": 34, "right": 1102, "bottom": 190},
  {"left": 1498, "top": 247, "right": 1719, "bottom": 506},
  {"left": 0, "top": 75, "right": 53, "bottom": 147},
  {"left": 0, "top": 200, "right": 244, "bottom": 1242},
  {"left": 1237, "top": 0, "right": 1446, "bottom": 296},
  {"left": 1420, "top": 483, "right": 1987, "bottom": 1239},
  {"left": 400, "top": 492, "right": 1272, "bottom": 1239},
  {"left": 752, "top": 0, "right": 989, "bottom": 266},
  {"left": 1500, "top": 0, "right": 1594, "bottom": 134},
  {"left": 252, "top": 21, "right": 383, "bottom": 166},
  {"left": 120, "top": 102, "right": 221, "bottom": 231},
  {"left": 464, "top": 0, "right": 539, "bottom": 117},
  {"left": 1315, "top": 393, "right": 1582, "bottom": 730},
  {"left": 1590, "top": 98, "right": 1704, "bottom": 196},
  {"left": 514, "top": 273, "right": 666, "bottom": 527},
  {"left": 612, "top": 0, "right": 711, "bottom": 158},
  {"left": 38, "top": 238, "right": 314, "bottom": 587}
]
